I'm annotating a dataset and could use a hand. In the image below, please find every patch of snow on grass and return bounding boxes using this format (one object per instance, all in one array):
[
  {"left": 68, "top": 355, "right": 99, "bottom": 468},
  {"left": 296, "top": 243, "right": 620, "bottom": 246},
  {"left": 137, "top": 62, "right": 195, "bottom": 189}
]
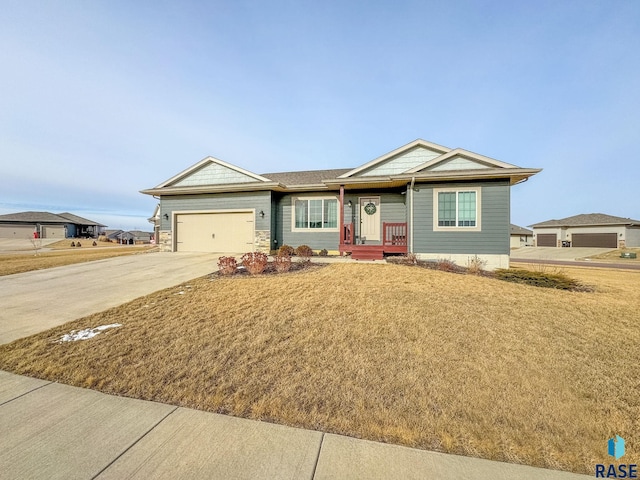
[{"left": 58, "top": 324, "right": 122, "bottom": 343}]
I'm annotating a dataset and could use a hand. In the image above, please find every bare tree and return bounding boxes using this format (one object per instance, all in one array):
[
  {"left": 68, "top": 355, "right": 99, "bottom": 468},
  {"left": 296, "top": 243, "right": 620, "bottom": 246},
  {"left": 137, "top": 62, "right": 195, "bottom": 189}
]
[{"left": 29, "top": 236, "right": 43, "bottom": 256}]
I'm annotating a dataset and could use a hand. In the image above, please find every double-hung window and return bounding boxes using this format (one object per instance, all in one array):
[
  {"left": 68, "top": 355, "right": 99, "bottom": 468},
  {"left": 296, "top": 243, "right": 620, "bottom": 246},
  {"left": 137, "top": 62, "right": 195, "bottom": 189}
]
[
  {"left": 293, "top": 197, "right": 338, "bottom": 231},
  {"left": 434, "top": 187, "right": 481, "bottom": 231}
]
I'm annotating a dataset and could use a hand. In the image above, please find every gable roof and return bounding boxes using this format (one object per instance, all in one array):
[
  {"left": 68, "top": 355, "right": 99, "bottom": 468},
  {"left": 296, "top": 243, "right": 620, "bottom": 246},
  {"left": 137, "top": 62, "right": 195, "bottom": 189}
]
[
  {"left": 156, "top": 156, "right": 272, "bottom": 188},
  {"left": 406, "top": 148, "right": 519, "bottom": 173},
  {"left": 141, "top": 139, "right": 541, "bottom": 196},
  {"left": 531, "top": 213, "right": 640, "bottom": 228},
  {"left": 338, "top": 139, "right": 451, "bottom": 178}
]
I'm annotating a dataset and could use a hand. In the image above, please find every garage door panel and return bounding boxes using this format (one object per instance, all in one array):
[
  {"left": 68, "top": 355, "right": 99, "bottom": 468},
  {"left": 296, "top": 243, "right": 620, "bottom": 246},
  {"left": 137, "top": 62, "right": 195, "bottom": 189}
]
[
  {"left": 176, "top": 212, "right": 254, "bottom": 253},
  {"left": 572, "top": 233, "right": 617, "bottom": 248},
  {"left": 42, "top": 226, "right": 65, "bottom": 238},
  {"left": 0, "top": 225, "right": 35, "bottom": 238},
  {"left": 536, "top": 234, "right": 557, "bottom": 247}
]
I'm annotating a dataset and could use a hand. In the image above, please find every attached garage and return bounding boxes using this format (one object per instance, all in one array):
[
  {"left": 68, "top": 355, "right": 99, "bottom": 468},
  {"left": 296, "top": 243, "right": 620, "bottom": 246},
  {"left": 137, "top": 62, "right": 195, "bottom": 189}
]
[
  {"left": 571, "top": 233, "right": 617, "bottom": 248},
  {"left": 175, "top": 211, "right": 255, "bottom": 253},
  {"left": 536, "top": 233, "right": 557, "bottom": 247}
]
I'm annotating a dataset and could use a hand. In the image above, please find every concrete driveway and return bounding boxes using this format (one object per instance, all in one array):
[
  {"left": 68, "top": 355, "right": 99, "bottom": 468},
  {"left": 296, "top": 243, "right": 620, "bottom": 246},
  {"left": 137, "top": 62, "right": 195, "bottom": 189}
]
[
  {"left": 0, "top": 252, "right": 220, "bottom": 344},
  {"left": 511, "top": 246, "right": 613, "bottom": 261}
]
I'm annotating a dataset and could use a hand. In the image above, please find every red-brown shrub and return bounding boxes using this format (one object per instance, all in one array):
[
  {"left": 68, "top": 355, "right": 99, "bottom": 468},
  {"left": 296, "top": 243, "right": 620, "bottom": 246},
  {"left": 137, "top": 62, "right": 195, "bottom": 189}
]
[
  {"left": 273, "top": 254, "right": 292, "bottom": 273},
  {"left": 241, "top": 252, "right": 269, "bottom": 275},
  {"left": 295, "top": 245, "right": 313, "bottom": 260},
  {"left": 278, "top": 244, "right": 295, "bottom": 257},
  {"left": 217, "top": 256, "right": 237, "bottom": 275}
]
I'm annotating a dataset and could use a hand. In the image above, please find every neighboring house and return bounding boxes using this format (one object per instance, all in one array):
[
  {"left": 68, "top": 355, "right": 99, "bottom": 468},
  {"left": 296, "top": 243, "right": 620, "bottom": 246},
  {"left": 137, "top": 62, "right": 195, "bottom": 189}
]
[
  {"left": 104, "top": 229, "right": 125, "bottom": 241},
  {"left": 530, "top": 213, "right": 640, "bottom": 248},
  {"left": 141, "top": 139, "right": 541, "bottom": 269},
  {"left": 510, "top": 224, "right": 533, "bottom": 248},
  {"left": 0, "top": 211, "right": 106, "bottom": 239},
  {"left": 104, "top": 229, "right": 153, "bottom": 244}
]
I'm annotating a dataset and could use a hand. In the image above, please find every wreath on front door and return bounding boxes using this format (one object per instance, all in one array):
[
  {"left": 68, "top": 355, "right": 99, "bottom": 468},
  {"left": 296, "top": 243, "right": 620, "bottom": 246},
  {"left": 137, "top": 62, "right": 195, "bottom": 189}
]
[{"left": 364, "top": 202, "right": 377, "bottom": 215}]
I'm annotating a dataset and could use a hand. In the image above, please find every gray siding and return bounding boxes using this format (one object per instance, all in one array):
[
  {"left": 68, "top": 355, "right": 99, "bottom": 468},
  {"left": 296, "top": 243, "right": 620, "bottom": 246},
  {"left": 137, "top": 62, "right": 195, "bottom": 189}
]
[
  {"left": 412, "top": 181, "right": 510, "bottom": 255},
  {"left": 173, "top": 162, "right": 260, "bottom": 187},
  {"left": 342, "top": 192, "right": 407, "bottom": 245},
  {"left": 160, "top": 191, "right": 271, "bottom": 233},
  {"left": 359, "top": 146, "right": 441, "bottom": 176},
  {"left": 275, "top": 193, "right": 339, "bottom": 250},
  {"left": 275, "top": 191, "right": 407, "bottom": 250}
]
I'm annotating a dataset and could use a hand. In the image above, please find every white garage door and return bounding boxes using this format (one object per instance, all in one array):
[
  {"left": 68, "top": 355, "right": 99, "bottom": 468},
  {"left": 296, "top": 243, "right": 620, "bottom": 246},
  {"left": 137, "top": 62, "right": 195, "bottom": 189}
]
[
  {"left": 0, "top": 224, "right": 36, "bottom": 238},
  {"left": 42, "top": 225, "right": 66, "bottom": 238},
  {"left": 175, "top": 212, "right": 255, "bottom": 253}
]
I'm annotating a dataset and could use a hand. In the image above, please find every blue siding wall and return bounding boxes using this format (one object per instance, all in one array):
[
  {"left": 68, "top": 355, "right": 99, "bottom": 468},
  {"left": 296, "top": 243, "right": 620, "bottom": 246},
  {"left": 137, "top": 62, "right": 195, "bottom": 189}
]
[
  {"left": 275, "top": 191, "right": 407, "bottom": 250},
  {"left": 275, "top": 193, "right": 340, "bottom": 250},
  {"left": 412, "top": 181, "right": 510, "bottom": 255},
  {"left": 160, "top": 192, "right": 272, "bottom": 233}
]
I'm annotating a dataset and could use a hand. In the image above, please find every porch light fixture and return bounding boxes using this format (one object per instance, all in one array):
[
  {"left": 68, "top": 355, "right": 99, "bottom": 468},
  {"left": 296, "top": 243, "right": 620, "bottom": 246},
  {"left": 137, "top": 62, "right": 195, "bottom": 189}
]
[
  {"left": 163, "top": 213, "right": 169, "bottom": 220},
  {"left": 259, "top": 210, "right": 265, "bottom": 218},
  {"left": 348, "top": 200, "right": 352, "bottom": 207}
]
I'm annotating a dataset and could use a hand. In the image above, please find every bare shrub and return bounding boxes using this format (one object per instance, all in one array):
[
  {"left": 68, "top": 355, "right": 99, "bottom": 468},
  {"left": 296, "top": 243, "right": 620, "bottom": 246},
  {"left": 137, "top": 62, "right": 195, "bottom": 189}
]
[
  {"left": 319, "top": 249, "right": 329, "bottom": 257},
  {"left": 29, "top": 237, "right": 43, "bottom": 256},
  {"left": 273, "top": 254, "right": 292, "bottom": 273},
  {"left": 278, "top": 244, "right": 295, "bottom": 257},
  {"left": 435, "top": 258, "right": 461, "bottom": 273},
  {"left": 217, "top": 256, "right": 238, "bottom": 276},
  {"left": 466, "top": 255, "right": 487, "bottom": 275},
  {"left": 295, "top": 245, "right": 313, "bottom": 261},
  {"left": 241, "top": 252, "right": 269, "bottom": 275}
]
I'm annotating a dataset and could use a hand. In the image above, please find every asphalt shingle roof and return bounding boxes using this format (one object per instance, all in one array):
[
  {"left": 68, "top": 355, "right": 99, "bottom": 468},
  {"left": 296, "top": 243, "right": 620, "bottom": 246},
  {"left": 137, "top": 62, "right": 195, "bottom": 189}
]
[
  {"left": 0, "top": 211, "right": 105, "bottom": 226},
  {"left": 530, "top": 213, "right": 640, "bottom": 228},
  {"left": 261, "top": 168, "right": 352, "bottom": 186},
  {"left": 510, "top": 224, "right": 533, "bottom": 235}
]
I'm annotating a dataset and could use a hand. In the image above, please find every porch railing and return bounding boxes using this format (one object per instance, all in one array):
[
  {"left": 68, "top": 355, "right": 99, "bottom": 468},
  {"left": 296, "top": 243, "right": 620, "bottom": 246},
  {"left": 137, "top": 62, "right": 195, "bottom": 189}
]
[
  {"left": 343, "top": 223, "right": 353, "bottom": 245},
  {"left": 383, "top": 223, "right": 407, "bottom": 246},
  {"left": 341, "top": 222, "right": 407, "bottom": 247}
]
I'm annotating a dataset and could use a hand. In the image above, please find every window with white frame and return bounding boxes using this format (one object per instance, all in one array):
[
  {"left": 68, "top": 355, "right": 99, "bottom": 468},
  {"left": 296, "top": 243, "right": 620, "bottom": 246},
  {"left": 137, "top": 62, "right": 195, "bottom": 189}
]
[
  {"left": 434, "top": 187, "right": 481, "bottom": 231},
  {"left": 293, "top": 197, "right": 338, "bottom": 231}
]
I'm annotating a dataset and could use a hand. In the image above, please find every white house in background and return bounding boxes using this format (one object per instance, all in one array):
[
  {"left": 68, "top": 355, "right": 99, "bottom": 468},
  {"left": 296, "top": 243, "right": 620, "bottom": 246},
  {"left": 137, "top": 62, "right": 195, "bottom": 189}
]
[
  {"left": 510, "top": 224, "right": 533, "bottom": 248},
  {"left": 530, "top": 213, "right": 640, "bottom": 248}
]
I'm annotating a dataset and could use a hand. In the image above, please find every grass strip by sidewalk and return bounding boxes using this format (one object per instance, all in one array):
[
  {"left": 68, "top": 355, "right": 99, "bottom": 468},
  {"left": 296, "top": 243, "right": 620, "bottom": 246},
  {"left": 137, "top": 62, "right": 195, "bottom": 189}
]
[{"left": 0, "top": 263, "right": 638, "bottom": 474}]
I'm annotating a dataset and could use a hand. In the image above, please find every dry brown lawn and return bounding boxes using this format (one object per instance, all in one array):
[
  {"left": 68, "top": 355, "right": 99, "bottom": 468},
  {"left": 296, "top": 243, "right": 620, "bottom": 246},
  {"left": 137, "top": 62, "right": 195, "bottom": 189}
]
[
  {"left": 0, "top": 245, "right": 155, "bottom": 276},
  {"left": 0, "top": 263, "right": 638, "bottom": 474}
]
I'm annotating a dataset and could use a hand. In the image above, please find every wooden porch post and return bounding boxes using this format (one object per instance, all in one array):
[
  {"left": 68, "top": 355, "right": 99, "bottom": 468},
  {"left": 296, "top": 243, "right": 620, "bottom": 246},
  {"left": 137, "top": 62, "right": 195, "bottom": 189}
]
[{"left": 339, "top": 185, "right": 345, "bottom": 256}]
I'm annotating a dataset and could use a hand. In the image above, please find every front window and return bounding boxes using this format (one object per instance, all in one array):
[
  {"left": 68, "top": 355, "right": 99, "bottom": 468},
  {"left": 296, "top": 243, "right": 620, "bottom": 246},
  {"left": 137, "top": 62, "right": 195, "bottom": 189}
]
[
  {"left": 293, "top": 197, "right": 338, "bottom": 230},
  {"left": 434, "top": 188, "right": 481, "bottom": 231}
]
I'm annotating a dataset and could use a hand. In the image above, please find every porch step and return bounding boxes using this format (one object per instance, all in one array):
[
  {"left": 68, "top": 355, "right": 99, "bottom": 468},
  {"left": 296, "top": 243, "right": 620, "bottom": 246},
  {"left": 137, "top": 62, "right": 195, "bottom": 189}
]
[{"left": 350, "top": 245, "right": 384, "bottom": 261}]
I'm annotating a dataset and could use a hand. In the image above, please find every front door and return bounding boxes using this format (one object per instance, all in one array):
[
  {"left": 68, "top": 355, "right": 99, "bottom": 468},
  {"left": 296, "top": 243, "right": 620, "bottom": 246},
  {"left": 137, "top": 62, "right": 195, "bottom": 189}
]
[{"left": 359, "top": 197, "right": 380, "bottom": 242}]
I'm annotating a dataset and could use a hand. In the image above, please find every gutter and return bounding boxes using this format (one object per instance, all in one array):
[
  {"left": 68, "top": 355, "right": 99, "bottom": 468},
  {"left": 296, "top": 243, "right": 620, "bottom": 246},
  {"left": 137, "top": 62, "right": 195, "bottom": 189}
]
[{"left": 410, "top": 176, "right": 415, "bottom": 253}]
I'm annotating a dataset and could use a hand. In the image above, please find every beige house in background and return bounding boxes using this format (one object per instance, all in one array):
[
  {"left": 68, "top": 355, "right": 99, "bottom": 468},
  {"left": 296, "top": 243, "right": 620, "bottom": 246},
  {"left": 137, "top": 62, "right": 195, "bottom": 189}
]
[
  {"left": 530, "top": 213, "right": 640, "bottom": 248},
  {"left": 510, "top": 224, "right": 533, "bottom": 248}
]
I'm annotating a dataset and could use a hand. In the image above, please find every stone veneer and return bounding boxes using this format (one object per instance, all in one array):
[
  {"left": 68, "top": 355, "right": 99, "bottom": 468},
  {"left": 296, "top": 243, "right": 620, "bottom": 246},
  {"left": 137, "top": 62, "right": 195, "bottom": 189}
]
[
  {"left": 255, "top": 230, "right": 270, "bottom": 253},
  {"left": 159, "top": 230, "right": 172, "bottom": 252}
]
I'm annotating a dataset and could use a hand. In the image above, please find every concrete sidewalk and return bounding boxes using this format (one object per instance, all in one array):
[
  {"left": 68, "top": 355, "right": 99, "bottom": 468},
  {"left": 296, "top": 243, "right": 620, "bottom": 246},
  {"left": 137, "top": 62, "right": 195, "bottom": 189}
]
[{"left": 0, "top": 371, "right": 590, "bottom": 480}]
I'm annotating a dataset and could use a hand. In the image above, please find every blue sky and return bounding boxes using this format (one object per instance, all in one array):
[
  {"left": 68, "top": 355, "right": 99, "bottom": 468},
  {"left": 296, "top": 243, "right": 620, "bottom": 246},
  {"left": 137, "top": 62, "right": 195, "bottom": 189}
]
[{"left": 1, "top": 0, "right": 639, "bottom": 230}]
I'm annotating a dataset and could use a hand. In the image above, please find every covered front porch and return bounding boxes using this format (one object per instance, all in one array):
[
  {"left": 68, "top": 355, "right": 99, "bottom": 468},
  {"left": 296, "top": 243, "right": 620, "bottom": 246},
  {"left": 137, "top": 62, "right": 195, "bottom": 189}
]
[{"left": 338, "top": 186, "right": 408, "bottom": 260}]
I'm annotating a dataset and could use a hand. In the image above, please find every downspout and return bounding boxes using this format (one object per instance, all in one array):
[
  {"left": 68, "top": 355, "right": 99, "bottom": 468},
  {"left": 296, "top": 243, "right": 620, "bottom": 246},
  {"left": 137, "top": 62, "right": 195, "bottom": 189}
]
[{"left": 409, "top": 176, "right": 415, "bottom": 253}]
